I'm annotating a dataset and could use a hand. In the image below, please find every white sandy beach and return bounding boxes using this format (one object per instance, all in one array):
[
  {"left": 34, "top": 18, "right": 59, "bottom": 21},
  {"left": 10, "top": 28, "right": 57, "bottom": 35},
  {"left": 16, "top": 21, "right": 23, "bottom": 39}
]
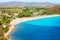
[
  {"left": 10, "top": 15, "right": 60, "bottom": 25},
  {"left": 5, "top": 15, "right": 60, "bottom": 40}
]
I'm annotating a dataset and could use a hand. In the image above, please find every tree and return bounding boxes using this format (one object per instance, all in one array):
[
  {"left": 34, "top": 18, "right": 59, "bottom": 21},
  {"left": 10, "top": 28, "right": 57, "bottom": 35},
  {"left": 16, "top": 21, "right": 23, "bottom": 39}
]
[
  {"left": 0, "top": 19, "right": 3, "bottom": 25},
  {"left": 0, "top": 26, "right": 4, "bottom": 36},
  {"left": 47, "top": 6, "right": 60, "bottom": 14},
  {"left": 4, "top": 26, "right": 9, "bottom": 33}
]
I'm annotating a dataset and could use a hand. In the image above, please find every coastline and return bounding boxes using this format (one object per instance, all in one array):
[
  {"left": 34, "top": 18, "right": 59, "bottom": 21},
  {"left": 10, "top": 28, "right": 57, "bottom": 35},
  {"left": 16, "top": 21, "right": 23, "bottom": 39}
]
[
  {"left": 4, "top": 25, "right": 16, "bottom": 40},
  {"left": 5, "top": 15, "right": 60, "bottom": 40},
  {"left": 10, "top": 15, "right": 60, "bottom": 25}
]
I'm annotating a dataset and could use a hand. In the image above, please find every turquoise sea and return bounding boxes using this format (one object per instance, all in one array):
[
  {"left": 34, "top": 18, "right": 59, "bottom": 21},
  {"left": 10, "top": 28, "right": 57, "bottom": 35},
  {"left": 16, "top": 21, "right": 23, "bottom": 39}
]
[{"left": 10, "top": 16, "right": 60, "bottom": 40}]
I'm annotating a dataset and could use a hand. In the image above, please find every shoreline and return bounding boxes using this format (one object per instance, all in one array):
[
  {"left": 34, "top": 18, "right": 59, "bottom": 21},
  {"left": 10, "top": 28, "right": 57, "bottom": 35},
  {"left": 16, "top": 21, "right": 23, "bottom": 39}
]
[
  {"left": 5, "top": 15, "right": 60, "bottom": 40},
  {"left": 10, "top": 15, "right": 60, "bottom": 25},
  {"left": 4, "top": 25, "right": 16, "bottom": 40}
]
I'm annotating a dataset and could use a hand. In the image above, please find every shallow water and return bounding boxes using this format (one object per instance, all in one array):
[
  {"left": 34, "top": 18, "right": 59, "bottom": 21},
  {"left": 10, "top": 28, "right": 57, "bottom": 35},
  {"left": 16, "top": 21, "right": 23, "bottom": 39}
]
[{"left": 10, "top": 16, "right": 60, "bottom": 40}]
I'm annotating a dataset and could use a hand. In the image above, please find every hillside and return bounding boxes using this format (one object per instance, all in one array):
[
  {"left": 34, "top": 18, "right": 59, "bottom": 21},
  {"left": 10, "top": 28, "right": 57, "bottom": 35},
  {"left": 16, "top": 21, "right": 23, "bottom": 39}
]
[{"left": 0, "top": 1, "right": 56, "bottom": 7}]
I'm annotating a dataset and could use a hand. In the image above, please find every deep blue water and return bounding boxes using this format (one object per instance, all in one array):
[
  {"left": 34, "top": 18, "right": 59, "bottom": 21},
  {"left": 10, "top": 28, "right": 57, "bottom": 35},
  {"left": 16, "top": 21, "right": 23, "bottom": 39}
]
[{"left": 10, "top": 16, "right": 60, "bottom": 40}]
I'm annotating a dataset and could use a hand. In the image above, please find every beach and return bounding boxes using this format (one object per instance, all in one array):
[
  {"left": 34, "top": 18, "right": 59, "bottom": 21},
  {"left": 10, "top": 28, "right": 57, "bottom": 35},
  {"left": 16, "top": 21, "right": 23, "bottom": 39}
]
[
  {"left": 5, "top": 15, "right": 60, "bottom": 40},
  {"left": 10, "top": 15, "right": 60, "bottom": 25},
  {"left": 4, "top": 25, "right": 15, "bottom": 40}
]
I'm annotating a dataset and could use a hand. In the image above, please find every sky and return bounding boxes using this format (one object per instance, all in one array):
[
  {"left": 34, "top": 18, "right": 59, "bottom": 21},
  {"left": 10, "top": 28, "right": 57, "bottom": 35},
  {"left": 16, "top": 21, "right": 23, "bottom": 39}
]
[{"left": 0, "top": 0, "right": 60, "bottom": 4}]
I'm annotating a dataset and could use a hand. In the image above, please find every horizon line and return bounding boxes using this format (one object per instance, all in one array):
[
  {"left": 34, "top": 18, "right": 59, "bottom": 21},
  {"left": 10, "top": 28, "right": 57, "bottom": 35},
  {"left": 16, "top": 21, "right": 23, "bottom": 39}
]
[{"left": 0, "top": 1, "right": 60, "bottom": 4}]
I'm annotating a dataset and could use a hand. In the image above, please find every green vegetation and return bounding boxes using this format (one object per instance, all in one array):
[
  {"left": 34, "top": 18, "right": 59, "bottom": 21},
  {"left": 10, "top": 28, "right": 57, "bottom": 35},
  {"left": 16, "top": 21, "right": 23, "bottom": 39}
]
[
  {"left": 0, "top": 36, "right": 8, "bottom": 40},
  {"left": 0, "top": 26, "right": 4, "bottom": 36},
  {"left": 4, "top": 26, "right": 9, "bottom": 33},
  {"left": 0, "top": 6, "right": 60, "bottom": 40},
  {"left": 0, "top": 26, "right": 8, "bottom": 40}
]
